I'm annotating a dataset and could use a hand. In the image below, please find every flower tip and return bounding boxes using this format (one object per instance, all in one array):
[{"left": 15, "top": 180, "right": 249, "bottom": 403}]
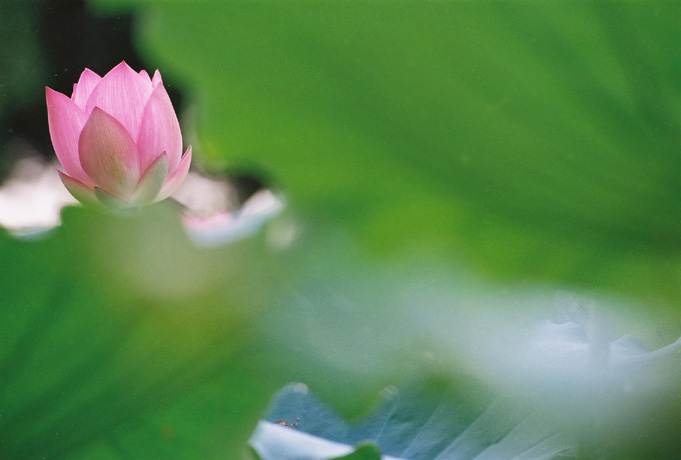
[
  {"left": 152, "top": 70, "right": 163, "bottom": 86},
  {"left": 106, "top": 61, "right": 137, "bottom": 79},
  {"left": 45, "top": 86, "right": 66, "bottom": 106}
]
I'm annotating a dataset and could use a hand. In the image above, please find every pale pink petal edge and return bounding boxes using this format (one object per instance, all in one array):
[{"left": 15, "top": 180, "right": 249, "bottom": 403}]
[
  {"left": 46, "top": 87, "right": 91, "bottom": 183},
  {"left": 136, "top": 82, "right": 183, "bottom": 172},
  {"left": 131, "top": 153, "right": 169, "bottom": 206},
  {"left": 58, "top": 170, "right": 98, "bottom": 206},
  {"left": 158, "top": 146, "right": 192, "bottom": 201},
  {"left": 72, "top": 68, "right": 102, "bottom": 109},
  {"left": 152, "top": 70, "right": 163, "bottom": 87}
]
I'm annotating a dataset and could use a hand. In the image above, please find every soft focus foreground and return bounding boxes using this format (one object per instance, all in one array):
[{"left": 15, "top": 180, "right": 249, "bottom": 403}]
[
  {"left": 2, "top": 1, "right": 681, "bottom": 459},
  {"left": 46, "top": 62, "right": 192, "bottom": 208}
]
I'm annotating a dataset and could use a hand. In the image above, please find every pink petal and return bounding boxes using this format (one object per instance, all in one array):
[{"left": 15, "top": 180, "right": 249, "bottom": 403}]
[
  {"left": 158, "top": 146, "right": 192, "bottom": 200},
  {"left": 71, "top": 68, "right": 102, "bottom": 110},
  {"left": 79, "top": 107, "right": 140, "bottom": 198},
  {"left": 152, "top": 70, "right": 163, "bottom": 87},
  {"left": 137, "top": 83, "right": 183, "bottom": 172},
  {"left": 84, "top": 62, "right": 153, "bottom": 142},
  {"left": 139, "top": 69, "right": 152, "bottom": 84},
  {"left": 130, "top": 153, "right": 169, "bottom": 206},
  {"left": 58, "top": 170, "right": 98, "bottom": 206},
  {"left": 46, "top": 87, "right": 91, "bottom": 183}
]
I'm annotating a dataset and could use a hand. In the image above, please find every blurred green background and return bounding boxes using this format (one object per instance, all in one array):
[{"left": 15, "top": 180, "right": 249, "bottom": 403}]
[
  {"left": 95, "top": 0, "right": 681, "bottom": 311},
  {"left": 1, "top": 0, "right": 681, "bottom": 458}
]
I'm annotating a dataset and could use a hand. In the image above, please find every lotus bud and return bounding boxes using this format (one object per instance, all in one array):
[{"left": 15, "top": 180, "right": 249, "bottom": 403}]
[{"left": 46, "top": 61, "right": 192, "bottom": 208}]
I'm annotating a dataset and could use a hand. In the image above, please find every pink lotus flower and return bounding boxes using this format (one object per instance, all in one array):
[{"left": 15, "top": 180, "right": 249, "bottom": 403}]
[{"left": 46, "top": 61, "right": 192, "bottom": 208}]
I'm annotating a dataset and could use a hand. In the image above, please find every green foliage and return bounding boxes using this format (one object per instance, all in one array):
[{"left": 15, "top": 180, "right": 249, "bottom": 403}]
[
  {"left": 0, "top": 204, "right": 412, "bottom": 459},
  {"left": 93, "top": 0, "right": 681, "bottom": 311},
  {"left": 0, "top": 204, "right": 288, "bottom": 459}
]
